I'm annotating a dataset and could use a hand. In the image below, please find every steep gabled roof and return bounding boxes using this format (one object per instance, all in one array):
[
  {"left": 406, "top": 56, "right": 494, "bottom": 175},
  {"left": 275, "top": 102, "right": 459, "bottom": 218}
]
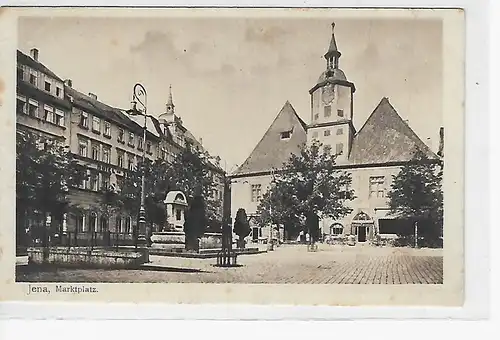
[
  {"left": 233, "top": 101, "right": 307, "bottom": 176},
  {"left": 17, "top": 50, "right": 64, "bottom": 82},
  {"left": 348, "top": 97, "right": 438, "bottom": 165}
]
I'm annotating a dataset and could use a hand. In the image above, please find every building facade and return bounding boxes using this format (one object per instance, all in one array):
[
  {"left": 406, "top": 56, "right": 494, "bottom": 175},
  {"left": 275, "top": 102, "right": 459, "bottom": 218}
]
[
  {"left": 230, "top": 23, "right": 442, "bottom": 243},
  {"left": 16, "top": 48, "right": 226, "bottom": 243}
]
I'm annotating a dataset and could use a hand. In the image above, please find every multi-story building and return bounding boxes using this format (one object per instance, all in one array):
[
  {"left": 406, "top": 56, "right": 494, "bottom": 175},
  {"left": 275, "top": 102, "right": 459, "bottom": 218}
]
[
  {"left": 64, "top": 82, "right": 163, "bottom": 237},
  {"left": 16, "top": 48, "right": 226, "bottom": 243},
  {"left": 230, "top": 22, "right": 443, "bottom": 243},
  {"left": 16, "top": 48, "right": 71, "bottom": 144}
]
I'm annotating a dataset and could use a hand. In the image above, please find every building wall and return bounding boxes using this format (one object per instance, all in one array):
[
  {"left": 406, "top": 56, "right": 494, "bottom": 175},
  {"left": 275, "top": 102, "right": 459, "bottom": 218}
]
[
  {"left": 309, "top": 83, "right": 354, "bottom": 163},
  {"left": 230, "top": 165, "right": 402, "bottom": 242},
  {"left": 311, "top": 84, "right": 352, "bottom": 125},
  {"left": 230, "top": 174, "right": 273, "bottom": 221},
  {"left": 320, "top": 165, "right": 402, "bottom": 238}
]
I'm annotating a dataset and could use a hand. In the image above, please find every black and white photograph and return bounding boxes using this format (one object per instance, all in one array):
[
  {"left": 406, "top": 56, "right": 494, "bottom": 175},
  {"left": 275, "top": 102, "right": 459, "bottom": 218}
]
[{"left": 0, "top": 7, "right": 465, "bottom": 305}]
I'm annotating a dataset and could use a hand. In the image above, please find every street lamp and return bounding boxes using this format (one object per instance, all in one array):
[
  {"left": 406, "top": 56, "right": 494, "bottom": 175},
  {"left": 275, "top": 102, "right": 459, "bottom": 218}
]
[
  {"left": 126, "top": 83, "right": 154, "bottom": 250},
  {"left": 267, "top": 168, "right": 275, "bottom": 251}
]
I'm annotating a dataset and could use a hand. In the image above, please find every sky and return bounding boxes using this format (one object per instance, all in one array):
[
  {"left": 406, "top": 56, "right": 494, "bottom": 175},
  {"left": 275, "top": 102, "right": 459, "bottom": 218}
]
[{"left": 18, "top": 16, "right": 442, "bottom": 172}]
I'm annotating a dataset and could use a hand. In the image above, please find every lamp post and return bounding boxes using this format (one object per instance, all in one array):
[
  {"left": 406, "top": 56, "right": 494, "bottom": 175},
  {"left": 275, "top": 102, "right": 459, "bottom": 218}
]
[
  {"left": 127, "top": 83, "right": 153, "bottom": 250},
  {"left": 267, "top": 169, "right": 275, "bottom": 251}
]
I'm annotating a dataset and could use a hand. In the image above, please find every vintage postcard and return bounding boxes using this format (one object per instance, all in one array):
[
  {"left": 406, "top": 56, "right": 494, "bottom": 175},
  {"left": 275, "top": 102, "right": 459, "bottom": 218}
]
[{"left": 0, "top": 7, "right": 464, "bottom": 306}]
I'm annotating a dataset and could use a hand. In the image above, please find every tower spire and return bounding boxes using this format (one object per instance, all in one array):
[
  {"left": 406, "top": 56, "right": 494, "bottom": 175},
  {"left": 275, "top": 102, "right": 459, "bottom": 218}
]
[
  {"left": 324, "top": 21, "right": 341, "bottom": 71},
  {"left": 166, "top": 84, "right": 175, "bottom": 114},
  {"left": 167, "top": 84, "right": 174, "bottom": 106}
]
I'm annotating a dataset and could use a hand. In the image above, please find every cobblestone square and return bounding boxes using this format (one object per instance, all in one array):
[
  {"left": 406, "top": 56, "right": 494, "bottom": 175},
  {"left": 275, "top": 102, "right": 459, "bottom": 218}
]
[{"left": 17, "top": 244, "right": 443, "bottom": 284}]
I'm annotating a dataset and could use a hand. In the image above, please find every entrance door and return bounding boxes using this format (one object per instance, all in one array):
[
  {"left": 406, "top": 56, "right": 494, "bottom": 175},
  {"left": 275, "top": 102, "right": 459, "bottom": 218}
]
[
  {"left": 358, "top": 226, "right": 367, "bottom": 242},
  {"left": 252, "top": 227, "right": 259, "bottom": 241}
]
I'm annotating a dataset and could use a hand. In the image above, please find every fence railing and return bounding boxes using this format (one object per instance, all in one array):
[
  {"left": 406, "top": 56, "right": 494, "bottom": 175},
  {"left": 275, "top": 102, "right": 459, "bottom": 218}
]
[{"left": 51, "top": 231, "right": 137, "bottom": 250}]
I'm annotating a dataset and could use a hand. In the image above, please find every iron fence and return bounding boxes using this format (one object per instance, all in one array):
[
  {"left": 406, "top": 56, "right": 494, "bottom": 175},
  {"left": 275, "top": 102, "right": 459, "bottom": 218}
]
[{"left": 52, "top": 231, "right": 137, "bottom": 250}]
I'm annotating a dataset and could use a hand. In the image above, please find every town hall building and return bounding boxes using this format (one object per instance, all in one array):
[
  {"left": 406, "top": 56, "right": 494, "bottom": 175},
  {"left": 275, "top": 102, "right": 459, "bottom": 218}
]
[{"left": 230, "top": 22, "right": 443, "bottom": 243}]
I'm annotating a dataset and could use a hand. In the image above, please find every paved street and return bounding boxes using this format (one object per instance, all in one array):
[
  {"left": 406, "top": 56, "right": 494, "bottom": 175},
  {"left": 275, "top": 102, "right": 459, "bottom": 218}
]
[{"left": 16, "top": 244, "right": 443, "bottom": 284}]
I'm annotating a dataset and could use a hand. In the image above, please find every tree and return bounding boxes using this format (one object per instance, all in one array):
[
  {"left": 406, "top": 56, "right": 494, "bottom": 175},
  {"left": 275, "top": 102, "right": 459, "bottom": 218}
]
[
  {"left": 119, "top": 158, "right": 169, "bottom": 232},
  {"left": 166, "top": 143, "right": 220, "bottom": 226},
  {"left": 183, "top": 195, "right": 207, "bottom": 251},
  {"left": 256, "top": 140, "right": 355, "bottom": 244},
  {"left": 255, "top": 173, "right": 302, "bottom": 240},
  {"left": 16, "top": 130, "right": 86, "bottom": 246},
  {"left": 233, "top": 208, "right": 251, "bottom": 248},
  {"left": 387, "top": 149, "right": 444, "bottom": 244}
]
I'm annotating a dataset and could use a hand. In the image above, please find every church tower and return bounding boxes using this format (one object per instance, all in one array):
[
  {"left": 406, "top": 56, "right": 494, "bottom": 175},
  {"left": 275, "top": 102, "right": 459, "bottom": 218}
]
[
  {"left": 307, "top": 22, "right": 356, "bottom": 163},
  {"left": 158, "top": 85, "right": 183, "bottom": 139},
  {"left": 166, "top": 84, "right": 175, "bottom": 115}
]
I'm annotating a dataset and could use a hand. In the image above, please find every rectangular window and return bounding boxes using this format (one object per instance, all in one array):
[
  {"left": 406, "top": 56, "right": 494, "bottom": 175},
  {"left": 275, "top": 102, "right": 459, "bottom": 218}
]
[
  {"left": 176, "top": 209, "right": 182, "bottom": 221},
  {"left": 369, "top": 176, "right": 386, "bottom": 198},
  {"left": 128, "top": 132, "right": 134, "bottom": 146},
  {"left": 280, "top": 130, "right": 292, "bottom": 139},
  {"left": 104, "top": 121, "right": 111, "bottom": 137},
  {"left": 79, "top": 170, "right": 89, "bottom": 190},
  {"left": 138, "top": 138, "right": 143, "bottom": 150},
  {"left": 92, "top": 116, "right": 101, "bottom": 133},
  {"left": 102, "top": 147, "right": 110, "bottom": 163},
  {"left": 324, "top": 129, "right": 331, "bottom": 137},
  {"left": 29, "top": 72, "right": 37, "bottom": 86},
  {"left": 43, "top": 104, "right": 54, "bottom": 123},
  {"left": 44, "top": 81, "right": 51, "bottom": 92},
  {"left": 324, "top": 105, "right": 332, "bottom": 118},
  {"left": 17, "top": 66, "right": 24, "bottom": 80},
  {"left": 337, "top": 109, "right": 344, "bottom": 118},
  {"left": 78, "top": 139, "right": 88, "bottom": 157},
  {"left": 28, "top": 99, "right": 39, "bottom": 117},
  {"left": 146, "top": 141, "right": 152, "bottom": 153},
  {"left": 336, "top": 142, "right": 344, "bottom": 155},
  {"left": 336, "top": 127, "right": 343, "bottom": 135},
  {"left": 117, "top": 151, "right": 124, "bottom": 168},
  {"left": 56, "top": 86, "right": 63, "bottom": 98},
  {"left": 55, "top": 109, "right": 65, "bottom": 127},
  {"left": 118, "top": 128, "right": 124, "bottom": 143},
  {"left": 251, "top": 184, "right": 262, "bottom": 202},
  {"left": 101, "top": 173, "right": 110, "bottom": 191},
  {"left": 16, "top": 95, "right": 27, "bottom": 114},
  {"left": 80, "top": 112, "right": 89, "bottom": 128},
  {"left": 127, "top": 154, "right": 135, "bottom": 170},
  {"left": 90, "top": 172, "right": 99, "bottom": 191},
  {"left": 91, "top": 144, "right": 100, "bottom": 161}
]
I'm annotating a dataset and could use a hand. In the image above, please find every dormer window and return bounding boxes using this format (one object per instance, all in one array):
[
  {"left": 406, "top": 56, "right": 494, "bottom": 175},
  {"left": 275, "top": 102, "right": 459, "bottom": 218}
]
[{"left": 280, "top": 130, "right": 292, "bottom": 140}]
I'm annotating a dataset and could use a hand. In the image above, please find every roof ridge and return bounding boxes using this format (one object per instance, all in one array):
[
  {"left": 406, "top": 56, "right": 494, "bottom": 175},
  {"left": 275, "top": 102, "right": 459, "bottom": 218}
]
[
  {"left": 235, "top": 101, "right": 306, "bottom": 175},
  {"left": 353, "top": 97, "right": 389, "bottom": 140},
  {"left": 235, "top": 104, "right": 285, "bottom": 174}
]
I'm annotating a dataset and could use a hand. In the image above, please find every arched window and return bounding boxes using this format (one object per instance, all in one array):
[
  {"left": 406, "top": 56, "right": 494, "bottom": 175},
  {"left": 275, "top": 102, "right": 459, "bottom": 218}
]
[
  {"left": 89, "top": 212, "right": 98, "bottom": 232},
  {"left": 75, "top": 213, "right": 85, "bottom": 233},
  {"left": 116, "top": 216, "right": 122, "bottom": 233},
  {"left": 99, "top": 216, "right": 109, "bottom": 232},
  {"left": 330, "top": 223, "right": 343, "bottom": 236},
  {"left": 125, "top": 216, "right": 131, "bottom": 234}
]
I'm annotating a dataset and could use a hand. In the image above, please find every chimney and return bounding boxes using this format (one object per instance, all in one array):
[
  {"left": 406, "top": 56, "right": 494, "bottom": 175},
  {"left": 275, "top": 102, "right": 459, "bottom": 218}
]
[
  {"left": 437, "top": 127, "right": 444, "bottom": 157},
  {"left": 30, "top": 48, "right": 39, "bottom": 61},
  {"left": 88, "top": 92, "right": 97, "bottom": 100},
  {"left": 199, "top": 137, "right": 203, "bottom": 146},
  {"left": 64, "top": 79, "right": 72, "bottom": 88}
]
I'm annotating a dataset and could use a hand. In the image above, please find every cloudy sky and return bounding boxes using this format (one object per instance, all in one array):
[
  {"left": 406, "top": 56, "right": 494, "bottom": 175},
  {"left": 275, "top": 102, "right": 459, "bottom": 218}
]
[{"left": 18, "top": 15, "right": 442, "bottom": 172}]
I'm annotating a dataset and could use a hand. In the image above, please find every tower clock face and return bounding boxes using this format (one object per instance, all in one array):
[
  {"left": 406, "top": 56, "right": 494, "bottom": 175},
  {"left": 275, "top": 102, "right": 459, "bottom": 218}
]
[{"left": 322, "top": 84, "right": 335, "bottom": 105}]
